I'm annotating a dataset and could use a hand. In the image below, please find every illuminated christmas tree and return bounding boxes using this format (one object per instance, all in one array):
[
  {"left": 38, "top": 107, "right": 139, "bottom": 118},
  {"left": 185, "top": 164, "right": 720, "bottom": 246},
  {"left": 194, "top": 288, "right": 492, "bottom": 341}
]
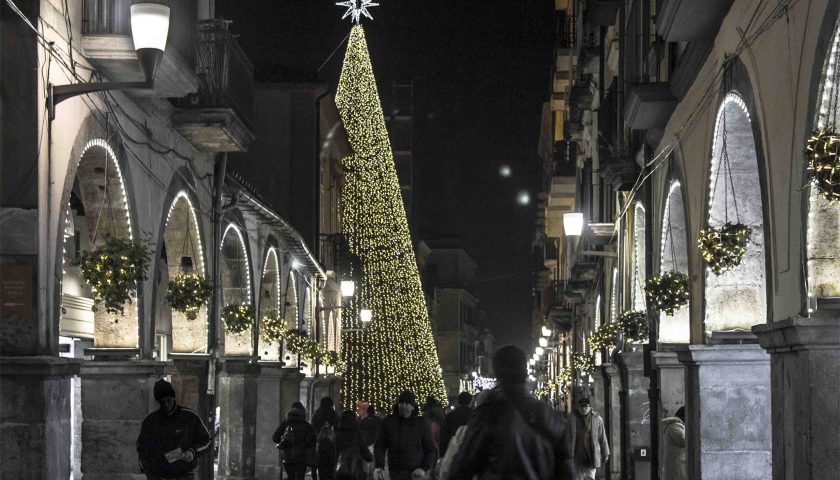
[{"left": 336, "top": 25, "right": 447, "bottom": 410}]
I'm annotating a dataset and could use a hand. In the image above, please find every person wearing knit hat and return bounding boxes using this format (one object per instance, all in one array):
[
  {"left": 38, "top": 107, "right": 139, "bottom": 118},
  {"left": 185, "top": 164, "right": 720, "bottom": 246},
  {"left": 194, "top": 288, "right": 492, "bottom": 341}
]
[
  {"left": 373, "top": 390, "right": 434, "bottom": 480},
  {"left": 137, "top": 378, "right": 212, "bottom": 480},
  {"left": 447, "top": 345, "right": 575, "bottom": 479}
]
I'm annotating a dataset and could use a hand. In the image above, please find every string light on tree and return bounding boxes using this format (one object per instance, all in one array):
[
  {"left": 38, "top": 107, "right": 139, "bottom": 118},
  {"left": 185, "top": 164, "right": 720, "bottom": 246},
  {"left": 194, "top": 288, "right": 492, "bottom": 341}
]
[
  {"left": 336, "top": 25, "right": 447, "bottom": 411},
  {"left": 336, "top": 0, "right": 379, "bottom": 24}
]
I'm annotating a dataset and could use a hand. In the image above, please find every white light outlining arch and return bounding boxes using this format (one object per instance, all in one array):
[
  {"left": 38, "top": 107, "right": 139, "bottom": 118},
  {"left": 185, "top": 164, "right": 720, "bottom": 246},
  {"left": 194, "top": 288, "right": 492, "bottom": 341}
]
[
  {"left": 633, "top": 202, "right": 646, "bottom": 311},
  {"left": 165, "top": 191, "right": 206, "bottom": 276},
  {"left": 660, "top": 181, "right": 682, "bottom": 272},
  {"left": 707, "top": 93, "right": 750, "bottom": 218},
  {"left": 263, "top": 247, "right": 282, "bottom": 313},
  {"left": 221, "top": 223, "right": 252, "bottom": 304},
  {"left": 79, "top": 138, "right": 133, "bottom": 239}
]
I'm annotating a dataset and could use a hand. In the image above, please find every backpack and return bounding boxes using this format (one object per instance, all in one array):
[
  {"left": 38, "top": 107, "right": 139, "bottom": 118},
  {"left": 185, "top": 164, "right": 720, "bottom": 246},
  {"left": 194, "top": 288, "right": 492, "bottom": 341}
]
[{"left": 317, "top": 423, "right": 336, "bottom": 464}]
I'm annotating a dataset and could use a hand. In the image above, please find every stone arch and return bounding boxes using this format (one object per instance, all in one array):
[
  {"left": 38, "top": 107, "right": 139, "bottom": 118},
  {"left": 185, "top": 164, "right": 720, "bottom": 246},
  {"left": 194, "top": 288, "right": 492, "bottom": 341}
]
[
  {"left": 158, "top": 190, "right": 209, "bottom": 353},
  {"left": 221, "top": 222, "right": 253, "bottom": 356},
  {"left": 258, "top": 246, "right": 282, "bottom": 361},
  {"left": 703, "top": 93, "right": 767, "bottom": 332},
  {"left": 282, "top": 269, "right": 299, "bottom": 366},
  {"left": 660, "top": 180, "right": 690, "bottom": 343},
  {"left": 806, "top": 15, "right": 840, "bottom": 301},
  {"left": 59, "top": 138, "right": 139, "bottom": 348},
  {"left": 632, "top": 202, "right": 647, "bottom": 311}
]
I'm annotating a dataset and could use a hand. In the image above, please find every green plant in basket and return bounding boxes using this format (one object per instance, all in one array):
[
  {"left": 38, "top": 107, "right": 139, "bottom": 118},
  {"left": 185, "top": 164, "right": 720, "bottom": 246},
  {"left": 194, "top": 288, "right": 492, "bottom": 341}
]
[
  {"left": 619, "top": 310, "right": 649, "bottom": 343},
  {"left": 645, "top": 271, "right": 690, "bottom": 315},
  {"left": 222, "top": 303, "right": 255, "bottom": 335},
  {"left": 698, "top": 222, "right": 752, "bottom": 275},
  {"left": 74, "top": 235, "right": 150, "bottom": 315},
  {"left": 166, "top": 273, "right": 212, "bottom": 320}
]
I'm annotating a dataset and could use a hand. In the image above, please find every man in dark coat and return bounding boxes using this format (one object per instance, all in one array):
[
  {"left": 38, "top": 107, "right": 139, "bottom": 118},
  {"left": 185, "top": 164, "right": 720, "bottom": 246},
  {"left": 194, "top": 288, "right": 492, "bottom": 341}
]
[
  {"left": 374, "top": 390, "right": 435, "bottom": 480},
  {"left": 312, "top": 397, "right": 340, "bottom": 480},
  {"left": 448, "top": 345, "right": 576, "bottom": 479},
  {"left": 273, "top": 403, "right": 317, "bottom": 480},
  {"left": 440, "top": 392, "right": 473, "bottom": 456},
  {"left": 137, "top": 379, "right": 212, "bottom": 480},
  {"left": 360, "top": 404, "right": 383, "bottom": 447}
]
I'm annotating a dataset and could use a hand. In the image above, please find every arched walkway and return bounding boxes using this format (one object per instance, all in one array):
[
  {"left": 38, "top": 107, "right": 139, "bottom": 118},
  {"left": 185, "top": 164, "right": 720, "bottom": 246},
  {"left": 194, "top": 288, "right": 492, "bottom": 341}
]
[
  {"left": 282, "top": 270, "right": 298, "bottom": 366},
  {"left": 632, "top": 203, "right": 646, "bottom": 311},
  {"left": 258, "top": 247, "right": 282, "bottom": 361},
  {"left": 659, "top": 180, "right": 689, "bottom": 343},
  {"left": 221, "top": 223, "right": 252, "bottom": 356}
]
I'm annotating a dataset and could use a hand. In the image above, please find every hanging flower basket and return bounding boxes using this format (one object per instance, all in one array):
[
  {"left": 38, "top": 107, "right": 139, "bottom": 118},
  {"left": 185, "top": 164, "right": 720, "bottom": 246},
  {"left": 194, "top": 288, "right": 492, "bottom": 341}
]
[
  {"left": 806, "top": 128, "right": 840, "bottom": 202},
  {"left": 260, "top": 310, "right": 287, "bottom": 344},
  {"left": 619, "top": 310, "right": 649, "bottom": 343},
  {"left": 74, "top": 235, "right": 150, "bottom": 315},
  {"left": 166, "top": 273, "right": 212, "bottom": 320},
  {"left": 571, "top": 352, "right": 594, "bottom": 375},
  {"left": 222, "top": 303, "right": 255, "bottom": 335},
  {"left": 588, "top": 322, "right": 622, "bottom": 352},
  {"left": 645, "top": 271, "right": 690, "bottom": 315},
  {"left": 698, "top": 222, "right": 752, "bottom": 275}
]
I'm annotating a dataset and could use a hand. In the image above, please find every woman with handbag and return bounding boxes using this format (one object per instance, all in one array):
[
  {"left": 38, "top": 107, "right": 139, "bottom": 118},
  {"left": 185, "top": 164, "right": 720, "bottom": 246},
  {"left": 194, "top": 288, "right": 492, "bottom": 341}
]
[{"left": 335, "top": 410, "right": 373, "bottom": 480}]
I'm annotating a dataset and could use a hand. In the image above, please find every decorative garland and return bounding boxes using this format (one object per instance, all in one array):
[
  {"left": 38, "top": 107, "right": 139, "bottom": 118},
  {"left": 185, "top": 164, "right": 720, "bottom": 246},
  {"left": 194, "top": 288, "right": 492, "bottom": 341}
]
[
  {"left": 645, "top": 271, "right": 690, "bottom": 315},
  {"left": 166, "top": 273, "right": 212, "bottom": 320},
  {"left": 265, "top": 325, "right": 344, "bottom": 373},
  {"left": 74, "top": 235, "right": 150, "bottom": 315},
  {"left": 260, "top": 310, "right": 287, "bottom": 344},
  {"left": 806, "top": 128, "right": 840, "bottom": 202},
  {"left": 571, "top": 352, "right": 594, "bottom": 375},
  {"left": 222, "top": 303, "right": 255, "bottom": 335},
  {"left": 588, "top": 321, "right": 622, "bottom": 352},
  {"left": 533, "top": 367, "right": 572, "bottom": 399},
  {"left": 619, "top": 310, "right": 649, "bottom": 343},
  {"left": 698, "top": 222, "right": 752, "bottom": 275}
]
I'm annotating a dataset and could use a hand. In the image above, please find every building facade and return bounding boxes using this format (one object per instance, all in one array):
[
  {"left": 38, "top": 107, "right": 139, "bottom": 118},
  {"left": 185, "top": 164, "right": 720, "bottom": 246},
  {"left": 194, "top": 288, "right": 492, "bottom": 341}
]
[{"left": 532, "top": 0, "right": 840, "bottom": 479}]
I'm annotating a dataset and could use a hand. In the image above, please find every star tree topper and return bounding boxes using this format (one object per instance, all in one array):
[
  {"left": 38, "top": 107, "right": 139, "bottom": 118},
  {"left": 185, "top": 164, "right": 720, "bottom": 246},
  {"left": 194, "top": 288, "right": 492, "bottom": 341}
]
[{"left": 336, "top": 0, "right": 379, "bottom": 24}]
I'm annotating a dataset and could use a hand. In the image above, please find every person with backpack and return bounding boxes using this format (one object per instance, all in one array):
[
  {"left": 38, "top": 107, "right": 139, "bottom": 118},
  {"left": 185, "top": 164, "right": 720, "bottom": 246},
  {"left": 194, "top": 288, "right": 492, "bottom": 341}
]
[
  {"left": 312, "top": 397, "right": 340, "bottom": 480},
  {"left": 272, "top": 403, "right": 317, "bottom": 480},
  {"left": 335, "top": 410, "right": 373, "bottom": 480},
  {"left": 448, "top": 345, "right": 575, "bottom": 479}
]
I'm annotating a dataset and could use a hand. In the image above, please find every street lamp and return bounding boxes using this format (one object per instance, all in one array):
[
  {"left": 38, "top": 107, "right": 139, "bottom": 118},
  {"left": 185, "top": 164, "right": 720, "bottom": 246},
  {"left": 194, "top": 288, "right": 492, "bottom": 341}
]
[
  {"left": 359, "top": 309, "right": 373, "bottom": 324},
  {"left": 48, "top": 2, "right": 171, "bottom": 120},
  {"left": 539, "top": 337, "right": 548, "bottom": 348},
  {"left": 340, "top": 280, "right": 356, "bottom": 298},
  {"left": 563, "top": 212, "right": 584, "bottom": 237},
  {"left": 535, "top": 346, "right": 545, "bottom": 356},
  {"left": 541, "top": 326, "right": 551, "bottom": 337}
]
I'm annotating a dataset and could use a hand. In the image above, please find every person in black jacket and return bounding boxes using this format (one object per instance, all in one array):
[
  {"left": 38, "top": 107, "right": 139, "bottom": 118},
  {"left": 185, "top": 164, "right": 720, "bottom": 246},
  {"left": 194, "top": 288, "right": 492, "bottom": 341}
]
[
  {"left": 360, "top": 404, "right": 383, "bottom": 447},
  {"left": 335, "top": 410, "right": 374, "bottom": 480},
  {"left": 374, "top": 390, "right": 435, "bottom": 480},
  {"left": 273, "top": 403, "right": 317, "bottom": 480},
  {"left": 312, "top": 397, "right": 340, "bottom": 480},
  {"left": 448, "top": 345, "right": 576, "bottom": 480},
  {"left": 440, "top": 392, "right": 473, "bottom": 456},
  {"left": 136, "top": 379, "right": 212, "bottom": 480}
]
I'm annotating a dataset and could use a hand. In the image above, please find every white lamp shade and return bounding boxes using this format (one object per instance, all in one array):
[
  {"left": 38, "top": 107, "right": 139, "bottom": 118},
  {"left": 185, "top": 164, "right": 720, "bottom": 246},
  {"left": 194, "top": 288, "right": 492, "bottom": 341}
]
[
  {"left": 131, "top": 3, "right": 170, "bottom": 51},
  {"left": 541, "top": 326, "right": 551, "bottom": 337},
  {"left": 535, "top": 346, "right": 545, "bottom": 356},
  {"left": 563, "top": 212, "right": 584, "bottom": 237},
  {"left": 538, "top": 337, "right": 548, "bottom": 348},
  {"left": 340, "top": 280, "right": 356, "bottom": 297},
  {"left": 360, "top": 309, "right": 373, "bottom": 323}
]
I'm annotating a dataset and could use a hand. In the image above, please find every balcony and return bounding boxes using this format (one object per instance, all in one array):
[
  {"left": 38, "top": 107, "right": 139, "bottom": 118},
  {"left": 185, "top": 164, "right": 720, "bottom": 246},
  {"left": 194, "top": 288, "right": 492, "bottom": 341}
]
[
  {"left": 624, "top": 83, "right": 678, "bottom": 130},
  {"left": 173, "top": 20, "right": 255, "bottom": 152},
  {"left": 81, "top": 0, "right": 199, "bottom": 98},
  {"left": 657, "top": 0, "right": 734, "bottom": 42},
  {"left": 548, "top": 307, "right": 575, "bottom": 332}
]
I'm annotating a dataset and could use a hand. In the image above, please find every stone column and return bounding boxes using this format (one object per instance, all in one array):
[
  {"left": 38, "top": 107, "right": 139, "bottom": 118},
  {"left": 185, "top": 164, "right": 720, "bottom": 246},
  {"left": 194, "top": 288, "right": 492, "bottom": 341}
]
[
  {"left": 217, "top": 360, "right": 260, "bottom": 480},
  {"left": 280, "top": 368, "right": 305, "bottom": 413},
  {"left": 676, "top": 344, "right": 771, "bottom": 480},
  {"left": 79, "top": 360, "right": 171, "bottom": 480},
  {"left": 0, "top": 357, "right": 79, "bottom": 480},
  {"left": 753, "top": 316, "right": 840, "bottom": 480},
  {"left": 602, "top": 364, "right": 622, "bottom": 480},
  {"left": 300, "top": 375, "right": 317, "bottom": 413},
  {"left": 255, "top": 363, "right": 283, "bottom": 480},
  {"left": 171, "top": 355, "right": 212, "bottom": 480},
  {"left": 616, "top": 350, "right": 651, "bottom": 480},
  {"left": 652, "top": 349, "right": 686, "bottom": 479}
]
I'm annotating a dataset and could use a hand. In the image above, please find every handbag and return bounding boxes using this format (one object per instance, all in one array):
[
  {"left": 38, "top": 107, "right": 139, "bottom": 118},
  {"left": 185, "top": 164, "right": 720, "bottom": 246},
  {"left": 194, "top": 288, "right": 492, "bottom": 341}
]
[{"left": 336, "top": 445, "right": 365, "bottom": 479}]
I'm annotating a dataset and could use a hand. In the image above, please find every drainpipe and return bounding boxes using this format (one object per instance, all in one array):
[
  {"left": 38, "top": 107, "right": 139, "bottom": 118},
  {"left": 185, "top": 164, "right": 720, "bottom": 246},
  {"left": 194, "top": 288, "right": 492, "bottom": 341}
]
[{"left": 210, "top": 152, "right": 227, "bottom": 387}]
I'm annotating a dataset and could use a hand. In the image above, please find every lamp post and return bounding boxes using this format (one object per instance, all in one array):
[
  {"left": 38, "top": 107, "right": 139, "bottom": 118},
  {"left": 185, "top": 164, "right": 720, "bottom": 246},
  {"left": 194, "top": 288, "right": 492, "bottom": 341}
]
[{"left": 48, "top": 2, "right": 170, "bottom": 120}]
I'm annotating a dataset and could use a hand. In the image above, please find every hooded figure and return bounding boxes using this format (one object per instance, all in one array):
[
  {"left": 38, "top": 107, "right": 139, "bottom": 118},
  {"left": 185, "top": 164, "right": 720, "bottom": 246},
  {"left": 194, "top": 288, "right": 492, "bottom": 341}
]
[
  {"left": 335, "top": 410, "right": 373, "bottom": 480},
  {"left": 136, "top": 379, "right": 212, "bottom": 479},
  {"left": 373, "top": 390, "right": 435, "bottom": 480},
  {"left": 662, "top": 407, "right": 686, "bottom": 480},
  {"left": 273, "top": 403, "right": 317, "bottom": 480}
]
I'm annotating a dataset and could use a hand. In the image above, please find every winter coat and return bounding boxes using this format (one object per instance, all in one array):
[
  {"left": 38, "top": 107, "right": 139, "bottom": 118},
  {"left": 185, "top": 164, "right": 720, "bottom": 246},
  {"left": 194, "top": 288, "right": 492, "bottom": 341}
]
[
  {"left": 136, "top": 404, "right": 212, "bottom": 478},
  {"left": 661, "top": 417, "right": 686, "bottom": 480},
  {"left": 374, "top": 414, "right": 435, "bottom": 473},
  {"left": 440, "top": 405, "right": 472, "bottom": 456},
  {"left": 568, "top": 410, "right": 610, "bottom": 469},
  {"left": 447, "top": 384, "right": 575, "bottom": 480},
  {"left": 273, "top": 408, "right": 317, "bottom": 466},
  {"left": 335, "top": 428, "right": 374, "bottom": 480},
  {"left": 313, "top": 405, "right": 341, "bottom": 430},
  {"left": 360, "top": 415, "right": 383, "bottom": 446}
]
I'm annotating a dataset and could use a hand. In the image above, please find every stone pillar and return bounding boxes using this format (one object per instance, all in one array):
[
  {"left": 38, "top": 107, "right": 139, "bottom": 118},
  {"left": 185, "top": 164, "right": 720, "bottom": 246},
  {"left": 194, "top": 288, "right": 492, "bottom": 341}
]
[
  {"left": 300, "top": 375, "right": 317, "bottom": 414},
  {"left": 753, "top": 316, "right": 840, "bottom": 480},
  {"left": 616, "top": 350, "right": 651, "bottom": 480},
  {"left": 676, "top": 344, "right": 771, "bottom": 480},
  {"left": 603, "top": 364, "right": 622, "bottom": 480},
  {"left": 652, "top": 350, "right": 686, "bottom": 479},
  {"left": 0, "top": 357, "right": 79, "bottom": 480},
  {"left": 217, "top": 360, "right": 260, "bottom": 480},
  {"left": 171, "top": 356, "right": 212, "bottom": 480},
  {"left": 79, "top": 360, "right": 171, "bottom": 480},
  {"left": 255, "top": 363, "right": 283, "bottom": 480}
]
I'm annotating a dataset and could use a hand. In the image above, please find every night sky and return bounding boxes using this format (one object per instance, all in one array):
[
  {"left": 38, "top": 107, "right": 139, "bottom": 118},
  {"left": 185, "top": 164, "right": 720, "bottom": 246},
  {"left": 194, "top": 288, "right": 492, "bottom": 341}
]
[{"left": 215, "top": 0, "right": 555, "bottom": 351}]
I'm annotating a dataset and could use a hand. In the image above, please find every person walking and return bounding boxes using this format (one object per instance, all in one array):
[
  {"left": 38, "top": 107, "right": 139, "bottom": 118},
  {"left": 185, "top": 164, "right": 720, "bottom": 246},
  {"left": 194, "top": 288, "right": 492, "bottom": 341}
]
[
  {"left": 136, "top": 379, "right": 212, "bottom": 480},
  {"left": 447, "top": 345, "right": 575, "bottom": 479},
  {"left": 360, "top": 404, "right": 383, "bottom": 447},
  {"left": 422, "top": 396, "right": 446, "bottom": 449},
  {"left": 373, "top": 390, "right": 435, "bottom": 480},
  {"left": 312, "top": 397, "right": 341, "bottom": 480},
  {"left": 335, "top": 410, "right": 374, "bottom": 480},
  {"left": 439, "top": 392, "right": 473, "bottom": 456},
  {"left": 273, "top": 403, "right": 317, "bottom": 480},
  {"left": 569, "top": 398, "right": 610, "bottom": 480},
  {"left": 662, "top": 407, "right": 687, "bottom": 480}
]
